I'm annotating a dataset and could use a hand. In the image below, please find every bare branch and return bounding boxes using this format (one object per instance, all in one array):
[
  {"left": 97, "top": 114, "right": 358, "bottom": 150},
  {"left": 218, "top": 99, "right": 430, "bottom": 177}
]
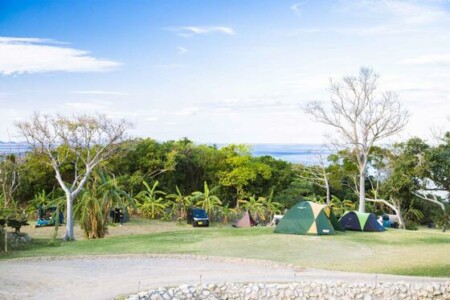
[
  {"left": 413, "top": 192, "right": 446, "bottom": 213},
  {"left": 16, "top": 112, "right": 132, "bottom": 241},
  {"left": 304, "top": 67, "right": 408, "bottom": 212}
]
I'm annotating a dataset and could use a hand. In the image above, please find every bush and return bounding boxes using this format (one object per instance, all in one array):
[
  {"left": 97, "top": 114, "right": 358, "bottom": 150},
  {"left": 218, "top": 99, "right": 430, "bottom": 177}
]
[{"left": 405, "top": 220, "right": 419, "bottom": 231}]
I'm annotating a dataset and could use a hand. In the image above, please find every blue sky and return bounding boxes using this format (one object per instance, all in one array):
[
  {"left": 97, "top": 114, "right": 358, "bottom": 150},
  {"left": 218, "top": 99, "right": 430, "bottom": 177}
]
[{"left": 0, "top": 0, "right": 449, "bottom": 143}]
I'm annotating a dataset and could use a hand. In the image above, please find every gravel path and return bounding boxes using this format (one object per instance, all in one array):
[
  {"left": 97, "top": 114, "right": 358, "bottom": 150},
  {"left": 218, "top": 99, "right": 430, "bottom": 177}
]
[{"left": 0, "top": 255, "right": 448, "bottom": 300}]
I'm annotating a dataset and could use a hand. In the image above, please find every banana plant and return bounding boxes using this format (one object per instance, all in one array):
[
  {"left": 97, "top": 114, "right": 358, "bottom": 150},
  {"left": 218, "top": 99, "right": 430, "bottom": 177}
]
[
  {"left": 166, "top": 185, "right": 192, "bottom": 220},
  {"left": 136, "top": 180, "right": 167, "bottom": 219},
  {"left": 191, "top": 181, "right": 222, "bottom": 217}
]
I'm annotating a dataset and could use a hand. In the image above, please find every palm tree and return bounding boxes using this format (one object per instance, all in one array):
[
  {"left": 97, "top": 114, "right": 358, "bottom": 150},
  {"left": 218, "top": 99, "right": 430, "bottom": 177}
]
[
  {"left": 260, "top": 188, "right": 283, "bottom": 221},
  {"left": 74, "top": 170, "right": 133, "bottom": 239},
  {"left": 238, "top": 196, "right": 266, "bottom": 221},
  {"left": 191, "top": 181, "right": 222, "bottom": 217},
  {"left": 74, "top": 190, "right": 106, "bottom": 239},
  {"left": 166, "top": 185, "right": 192, "bottom": 220},
  {"left": 219, "top": 204, "right": 237, "bottom": 224},
  {"left": 97, "top": 171, "right": 135, "bottom": 212},
  {"left": 136, "top": 180, "right": 167, "bottom": 219}
]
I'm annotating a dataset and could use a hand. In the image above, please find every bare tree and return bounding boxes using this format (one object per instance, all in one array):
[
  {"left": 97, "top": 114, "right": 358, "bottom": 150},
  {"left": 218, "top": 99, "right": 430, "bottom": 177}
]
[
  {"left": 305, "top": 67, "right": 408, "bottom": 212},
  {"left": 296, "top": 154, "right": 332, "bottom": 205},
  {"left": 0, "top": 154, "right": 20, "bottom": 209},
  {"left": 17, "top": 113, "right": 130, "bottom": 241}
]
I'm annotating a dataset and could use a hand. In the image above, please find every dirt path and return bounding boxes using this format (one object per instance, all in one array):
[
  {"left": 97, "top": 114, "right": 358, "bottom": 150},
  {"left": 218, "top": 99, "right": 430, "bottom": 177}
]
[{"left": 0, "top": 255, "right": 448, "bottom": 300}]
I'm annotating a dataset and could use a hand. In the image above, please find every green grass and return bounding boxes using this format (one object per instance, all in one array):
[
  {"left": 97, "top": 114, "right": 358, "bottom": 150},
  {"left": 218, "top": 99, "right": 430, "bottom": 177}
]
[{"left": 3, "top": 224, "right": 450, "bottom": 277}]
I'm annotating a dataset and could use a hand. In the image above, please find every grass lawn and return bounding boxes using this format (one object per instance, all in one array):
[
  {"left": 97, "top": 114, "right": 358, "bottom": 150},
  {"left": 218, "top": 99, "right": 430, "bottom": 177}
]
[{"left": 3, "top": 218, "right": 450, "bottom": 277}]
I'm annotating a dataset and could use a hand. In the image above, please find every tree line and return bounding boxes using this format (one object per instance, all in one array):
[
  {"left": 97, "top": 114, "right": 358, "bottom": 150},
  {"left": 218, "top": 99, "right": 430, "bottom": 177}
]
[
  {"left": 1, "top": 129, "right": 448, "bottom": 239},
  {"left": 1, "top": 67, "right": 448, "bottom": 243}
]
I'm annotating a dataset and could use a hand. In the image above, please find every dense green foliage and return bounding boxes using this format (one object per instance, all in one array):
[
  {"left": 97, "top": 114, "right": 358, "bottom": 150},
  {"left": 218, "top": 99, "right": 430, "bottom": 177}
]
[{"left": 1, "top": 133, "right": 449, "bottom": 241}]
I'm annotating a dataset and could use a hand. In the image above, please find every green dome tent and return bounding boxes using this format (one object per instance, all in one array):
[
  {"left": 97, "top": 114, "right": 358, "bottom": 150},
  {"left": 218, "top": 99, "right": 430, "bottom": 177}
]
[
  {"left": 274, "top": 201, "right": 343, "bottom": 235},
  {"left": 338, "top": 211, "right": 386, "bottom": 232}
]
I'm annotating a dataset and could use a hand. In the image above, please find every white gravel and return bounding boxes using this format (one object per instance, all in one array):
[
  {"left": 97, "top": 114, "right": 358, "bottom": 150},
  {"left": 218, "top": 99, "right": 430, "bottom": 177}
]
[{"left": 0, "top": 254, "right": 448, "bottom": 300}]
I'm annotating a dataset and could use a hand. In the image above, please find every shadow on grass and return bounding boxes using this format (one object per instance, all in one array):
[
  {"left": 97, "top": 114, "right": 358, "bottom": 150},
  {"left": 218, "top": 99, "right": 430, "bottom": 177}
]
[{"left": 392, "top": 265, "right": 450, "bottom": 277}]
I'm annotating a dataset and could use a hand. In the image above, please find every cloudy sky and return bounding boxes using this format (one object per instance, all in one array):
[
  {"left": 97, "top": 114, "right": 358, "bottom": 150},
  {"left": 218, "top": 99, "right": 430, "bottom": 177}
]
[{"left": 0, "top": 0, "right": 449, "bottom": 144}]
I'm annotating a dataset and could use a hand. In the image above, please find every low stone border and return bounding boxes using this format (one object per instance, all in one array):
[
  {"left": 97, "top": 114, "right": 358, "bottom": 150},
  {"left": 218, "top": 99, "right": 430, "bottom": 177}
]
[{"left": 127, "top": 281, "right": 450, "bottom": 300}]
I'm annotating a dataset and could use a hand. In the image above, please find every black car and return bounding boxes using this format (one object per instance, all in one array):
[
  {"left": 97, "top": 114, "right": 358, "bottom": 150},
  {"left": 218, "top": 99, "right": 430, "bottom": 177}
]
[{"left": 187, "top": 207, "right": 210, "bottom": 227}]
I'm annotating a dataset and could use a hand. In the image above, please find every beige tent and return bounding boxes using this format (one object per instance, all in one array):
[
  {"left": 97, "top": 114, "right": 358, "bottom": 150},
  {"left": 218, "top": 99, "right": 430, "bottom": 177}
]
[{"left": 233, "top": 211, "right": 258, "bottom": 228}]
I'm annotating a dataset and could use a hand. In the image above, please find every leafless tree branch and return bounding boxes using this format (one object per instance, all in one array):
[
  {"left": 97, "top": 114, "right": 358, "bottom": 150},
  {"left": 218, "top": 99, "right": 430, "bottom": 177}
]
[{"left": 305, "top": 67, "right": 408, "bottom": 212}]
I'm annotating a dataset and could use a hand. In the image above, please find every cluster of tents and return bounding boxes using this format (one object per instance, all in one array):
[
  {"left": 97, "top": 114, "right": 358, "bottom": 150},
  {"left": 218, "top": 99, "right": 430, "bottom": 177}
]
[{"left": 233, "top": 200, "right": 386, "bottom": 235}]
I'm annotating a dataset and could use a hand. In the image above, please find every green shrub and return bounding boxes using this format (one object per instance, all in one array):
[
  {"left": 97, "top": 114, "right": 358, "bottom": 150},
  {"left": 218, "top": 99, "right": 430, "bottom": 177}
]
[{"left": 405, "top": 220, "right": 419, "bottom": 231}]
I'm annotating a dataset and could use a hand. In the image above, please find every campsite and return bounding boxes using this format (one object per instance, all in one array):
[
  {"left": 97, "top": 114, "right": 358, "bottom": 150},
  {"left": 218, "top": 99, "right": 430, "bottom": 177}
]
[
  {"left": 1, "top": 1, "right": 450, "bottom": 299},
  {"left": 5, "top": 214, "right": 449, "bottom": 277}
]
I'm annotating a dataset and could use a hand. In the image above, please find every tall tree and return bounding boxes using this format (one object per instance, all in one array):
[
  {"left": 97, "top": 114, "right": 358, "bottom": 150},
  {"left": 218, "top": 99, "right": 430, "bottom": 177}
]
[
  {"left": 408, "top": 133, "right": 449, "bottom": 231},
  {"left": 16, "top": 113, "right": 129, "bottom": 241},
  {"left": 306, "top": 67, "right": 408, "bottom": 212},
  {"left": 218, "top": 144, "right": 271, "bottom": 207}
]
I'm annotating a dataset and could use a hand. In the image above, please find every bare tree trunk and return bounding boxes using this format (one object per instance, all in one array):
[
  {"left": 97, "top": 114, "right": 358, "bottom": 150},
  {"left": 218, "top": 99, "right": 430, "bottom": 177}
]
[
  {"left": 358, "top": 169, "right": 366, "bottom": 213},
  {"left": 4, "top": 230, "right": 7, "bottom": 253},
  {"left": 325, "top": 181, "right": 331, "bottom": 206},
  {"left": 235, "top": 188, "right": 241, "bottom": 209},
  {"left": 64, "top": 194, "right": 75, "bottom": 241},
  {"left": 396, "top": 207, "right": 405, "bottom": 229}
]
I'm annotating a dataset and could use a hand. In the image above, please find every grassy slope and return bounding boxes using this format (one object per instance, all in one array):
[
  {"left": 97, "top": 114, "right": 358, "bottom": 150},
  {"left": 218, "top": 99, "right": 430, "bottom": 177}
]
[{"left": 3, "top": 220, "right": 450, "bottom": 277}]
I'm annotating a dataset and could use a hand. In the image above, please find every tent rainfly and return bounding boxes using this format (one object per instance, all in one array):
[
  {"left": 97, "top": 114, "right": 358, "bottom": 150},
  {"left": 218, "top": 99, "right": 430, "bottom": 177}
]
[
  {"left": 233, "top": 211, "right": 258, "bottom": 228},
  {"left": 338, "top": 211, "right": 386, "bottom": 232},
  {"left": 274, "top": 201, "right": 343, "bottom": 235}
]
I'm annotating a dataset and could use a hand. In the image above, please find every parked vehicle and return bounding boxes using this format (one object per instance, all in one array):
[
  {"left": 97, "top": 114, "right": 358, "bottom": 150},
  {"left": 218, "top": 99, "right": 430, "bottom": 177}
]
[{"left": 187, "top": 207, "right": 209, "bottom": 227}]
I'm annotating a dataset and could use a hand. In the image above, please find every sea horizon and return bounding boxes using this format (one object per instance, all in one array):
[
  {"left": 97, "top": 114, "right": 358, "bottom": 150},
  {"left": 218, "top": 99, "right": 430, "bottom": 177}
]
[{"left": 0, "top": 140, "right": 331, "bottom": 165}]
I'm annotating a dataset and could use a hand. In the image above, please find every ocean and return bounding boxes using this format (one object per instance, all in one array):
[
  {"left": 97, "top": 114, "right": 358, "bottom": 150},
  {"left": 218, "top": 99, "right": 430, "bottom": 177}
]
[
  {"left": 250, "top": 144, "right": 332, "bottom": 165},
  {"left": 0, "top": 141, "right": 330, "bottom": 165},
  {"left": 0, "top": 141, "right": 30, "bottom": 156}
]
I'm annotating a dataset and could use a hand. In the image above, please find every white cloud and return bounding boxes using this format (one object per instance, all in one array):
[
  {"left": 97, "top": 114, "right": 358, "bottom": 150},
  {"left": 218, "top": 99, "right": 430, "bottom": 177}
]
[
  {"left": 167, "top": 26, "right": 235, "bottom": 37},
  {"left": 65, "top": 100, "right": 113, "bottom": 111},
  {"left": 0, "top": 37, "right": 121, "bottom": 75},
  {"left": 177, "top": 47, "right": 188, "bottom": 54},
  {"left": 400, "top": 54, "right": 450, "bottom": 66},
  {"left": 172, "top": 107, "right": 200, "bottom": 116},
  {"left": 284, "top": 25, "right": 423, "bottom": 36},
  {"left": 154, "top": 64, "right": 185, "bottom": 69},
  {"left": 341, "top": 0, "right": 450, "bottom": 25},
  {"left": 206, "top": 96, "right": 297, "bottom": 112},
  {"left": 291, "top": 3, "right": 302, "bottom": 12},
  {"left": 291, "top": 1, "right": 307, "bottom": 13},
  {"left": 144, "top": 117, "right": 159, "bottom": 122},
  {"left": 72, "top": 90, "right": 129, "bottom": 96},
  {"left": 377, "top": 0, "right": 449, "bottom": 25},
  {"left": 0, "top": 37, "right": 61, "bottom": 44}
]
